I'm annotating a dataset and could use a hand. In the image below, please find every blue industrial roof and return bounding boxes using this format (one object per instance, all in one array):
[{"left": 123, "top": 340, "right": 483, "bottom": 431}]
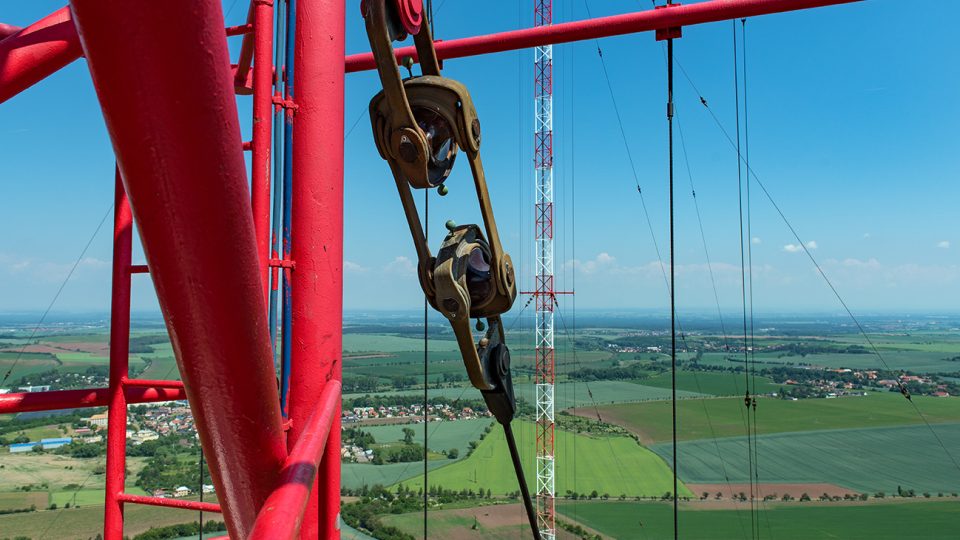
[
  {"left": 9, "top": 442, "right": 39, "bottom": 449},
  {"left": 40, "top": 437, "right": 72, "bottom": 444}
]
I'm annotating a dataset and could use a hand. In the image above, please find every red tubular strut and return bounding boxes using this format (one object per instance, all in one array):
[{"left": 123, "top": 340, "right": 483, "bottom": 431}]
[
  {"left": 0, "top": 386, "right": 186, "bottom": 415},
  {"left": 104, "top": 169, "right": 133, "bottom": 538},
  {"left": 69, "top": 1, "right": 286, "bottom": 538},
  {"left": 0, "top": 6, "right": 82, "bottom": 104},
  {"left": 118, "top": 493, "right": 223, "bottom": 514},
  {"left": 252, "top": 0, "right": 275, "bottom": 306},
  {"left": 290, "top": 0, "right": 345, "bottom": 536},
  {"left": 345, "top": 0, "right": 861, "bottom": 72},
  {"left": 249, "top": 380, "right": 343, "bottom": 540},
  {"left": 0, "top": 23, "right": 22, "bottom": 39}
]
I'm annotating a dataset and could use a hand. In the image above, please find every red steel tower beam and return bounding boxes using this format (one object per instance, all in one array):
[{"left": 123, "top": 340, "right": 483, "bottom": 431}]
[
  {"left": 289, "top": 0, "right": 345, "bottom": 537},
  {"left": 0, "top": 6, "right": 82, "bottom": 104},
  {"left": 345, "top": 0, "right": 861, "bottom": 72},
  {"left": 69, "top": 1, "right": 286, "bottom": 537}
]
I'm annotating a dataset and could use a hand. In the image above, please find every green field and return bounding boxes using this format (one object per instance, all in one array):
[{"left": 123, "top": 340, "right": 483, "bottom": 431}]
[
  {"left": 0, "top": 495, "right": 219, "bottom": 540},
  {"left": 351, "top": 380, "right": 702, "bottom": 410},
  {"left": 343, "top": 461, "right": 453, "bottom": 490},
  {"left": 557, "top": 500, "right": 960, "bottom": 539},
  {"left": 50, "top": 488, "right": 113, "bottom": 507},
  {"left": 399, "top": 420, "right": 691, "bottom": 498},
  {"left": 343, "top": 334, "right": 460, "bottom": 353},
  {"left": 587, "top": 393, "right": 960, "bottom": 443},
  {"left": 639, "top": 371, "right": 781, "bottom": 397},
  {"left": 361, "top": 418, "right": 493, "bottom": 455},
  {"left": 649, "top": 423, "right": 960, "bottom": 494}
]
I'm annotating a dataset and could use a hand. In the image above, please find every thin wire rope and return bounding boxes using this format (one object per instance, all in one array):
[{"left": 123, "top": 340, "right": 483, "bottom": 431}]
[
  {"left": 649, "top": 30, "right": 750, "bottom": 540},
  {"left": 677, "top": 35, "right": 960, "bottom": 486},
  {"left": 666, "top": 22, "right": 680, "bottom": 540},
  {"left": 423, "top": 4, "right": 434, "bottom": 536},
  {"left": 732, "top": 22, "right": 758, "bottom": 539},
  {"left": 2, "top": 203, "right": 113, "bottom": 385},
  {"left": 740, "top": 19, "right": 775, "bottom": 540},
  {"left": 675, "top": 111, "right": 750, "bottom": 540},
  {"left": 587, "top": 12, "right": 748, "bottom": 537}
]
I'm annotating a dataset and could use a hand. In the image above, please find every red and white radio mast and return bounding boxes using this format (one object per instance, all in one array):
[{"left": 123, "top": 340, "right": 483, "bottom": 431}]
[{"left": 533, "top": 0, "right": 555, "bottom": 538}]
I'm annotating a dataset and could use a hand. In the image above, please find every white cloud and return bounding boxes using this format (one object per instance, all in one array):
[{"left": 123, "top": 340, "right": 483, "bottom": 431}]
[
  {"left": 383, "top": 256, "right": 416, "bottom": 276},
  {"left": 937, "top": 240, "right": 950, "bottom": 249},
  {"left": 783, "top": 240, "right": 816, "bottom": 253},
  {"left": 751, "top": 237, "right": 761, "bottom": 245},
  {"left": 344, "top": 260, "right": 369, "bottom": 273}
]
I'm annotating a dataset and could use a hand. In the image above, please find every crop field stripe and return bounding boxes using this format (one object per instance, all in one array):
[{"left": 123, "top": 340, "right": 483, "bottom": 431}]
[
  {"left": 650, "top": 423, "right": 960, "bottom": 494},
  {"left": 556, "top": 500, "right": 960, "bottom": 540}
]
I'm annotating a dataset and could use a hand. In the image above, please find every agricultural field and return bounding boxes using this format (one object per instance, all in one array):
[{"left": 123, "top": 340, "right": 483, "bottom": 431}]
[
  {"left": 398, "top": 420, "right": 691, "bottom": 498},
  {"left": 638, "top": 370, "right": 781, "bottom": 397},
  {"left": 361, "top": 418, "right": 493, "bottom": 456},
  {"left": 556, "top": 500, "right": 960, "bottom": 540},
  {"left": 649, "top": 423, "right": 960, "bottom": 494},
  {"left": 0, "top": 494, "right": 221, "bottom": 540},
  {"left": 382, "top": 502, "right": 589, "bottom": 540},
  {"left": 578, "top": 392, "right": 960, "bottom": 444}
]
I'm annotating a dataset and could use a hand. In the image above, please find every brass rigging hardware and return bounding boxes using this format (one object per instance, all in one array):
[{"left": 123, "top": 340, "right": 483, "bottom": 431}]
[
  {"left": 361, "top": 3, "right": 539, "bottom": 539},
  {"left": 362, "top": 0, "right": 517, "bottom": 392}
]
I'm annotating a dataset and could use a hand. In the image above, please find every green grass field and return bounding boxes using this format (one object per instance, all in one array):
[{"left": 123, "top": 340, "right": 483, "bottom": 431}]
[
  {"left": 50, "top": 488, "right": 111, "bottom": 507},
  {"left": 361, "top": 418, "right": 493, "bottom": 455},
  {"left": 557, "top": 500, "right": 960, "bottom": 539},
  {"left": 639, "top": 371, "right": 780, "bottom": 397},
  {"left": 342, "top": 461, "right": 453, "bottom": 490},
  {"left": 649, "top": 423, "right": 960, "bottom": 494},
  {"left": 343, "top": 334, "right": 460, "bottom": 353},
  {"left": 0, "top": 495, "right": 220, "bottom": 540},
  {"left": 348, "top": 380, "right": 702, "bottom": 410},
  {"left": 587, "top": 393, "right": 960, "bottom": 443},
  {"left": 398, "top": 420, "right": 691, "bottom": 498}
]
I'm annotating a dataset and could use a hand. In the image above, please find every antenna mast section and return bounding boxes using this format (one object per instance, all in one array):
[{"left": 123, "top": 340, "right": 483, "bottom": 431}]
[{"left": 533, "top": 0, "right": 556, "bottom": 538}]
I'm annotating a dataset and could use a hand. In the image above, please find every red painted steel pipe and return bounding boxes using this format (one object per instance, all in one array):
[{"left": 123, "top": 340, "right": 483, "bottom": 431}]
[
  {"left": 69, "top": 1, "right": 287, "bottom": 538},
  {"left": 0, "top": 6, "right": 82, "bottom": 104},
  {"left": 104, "top": 169, "right": 133, "bottom": 540},
  {"left": 0, "top": 23, "right": 22, "bottom": 40},
  {"left": 251, "top": 0, "right": 275, "bottom": 307},
  {"left": 0, "top": 386, "right": 185, "bottom": 414},
  {"left": 249, "top": 380, "right": 342, "bottom": 540},
  {"left": 118, "top": 493, "right": 223, "bottom": 514},
  {"left": 345, "top": 0, "right": 861, "bottom": 72},
  {"left": 234, "top": 1, "right": 256, "bottom": 94},
  {"left": 290, "top": 0, "right": 345, "bottom": 536},
  {"left": 122, "top": 378, "right": 185, "bottom": 389}
]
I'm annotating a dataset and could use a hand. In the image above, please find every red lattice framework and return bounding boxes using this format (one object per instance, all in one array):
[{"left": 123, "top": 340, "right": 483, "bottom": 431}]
[{"left": 0, "top": 1, "right": 860, "bottom": 538}]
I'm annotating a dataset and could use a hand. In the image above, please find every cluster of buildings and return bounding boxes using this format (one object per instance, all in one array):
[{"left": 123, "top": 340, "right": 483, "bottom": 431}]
[
  {"left": 342, "top": 403, "right": 484, "bottom": 424},
  {"left": 341, "top": 444, "right": 375, "bottom": 463},
  {"left": 151, "top": 484, "right": 215, "bottom": 499},
  {"left": 77, "top": 402, "right": 196, "bottom": 443},
  {"left": 0, "top": 385, "right": 52, "bottom": 394}
]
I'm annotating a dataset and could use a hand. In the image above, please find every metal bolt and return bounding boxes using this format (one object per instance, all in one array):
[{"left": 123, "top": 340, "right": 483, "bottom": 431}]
[
  {"left": 445, "top": 219, "right": 457, "bottom": 231},
  {"left": 398, "top": 135, "right": 418, "bottom": 163},
  {"left": 437, "top": 184, "right": 449, "bottom": 196},
  {"left": 476, "top": 319, "right": 486, "bottom": 332}
]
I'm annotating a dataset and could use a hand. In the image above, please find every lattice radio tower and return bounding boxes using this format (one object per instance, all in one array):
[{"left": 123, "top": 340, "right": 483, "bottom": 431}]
[{"left": 533, "top": 0, "right": 556, "bottom": 538}]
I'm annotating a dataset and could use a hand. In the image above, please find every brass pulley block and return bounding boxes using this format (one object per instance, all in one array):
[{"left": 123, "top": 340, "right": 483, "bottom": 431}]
[{"left": 362, "top": 0, "right": 517, "bottom": 394}]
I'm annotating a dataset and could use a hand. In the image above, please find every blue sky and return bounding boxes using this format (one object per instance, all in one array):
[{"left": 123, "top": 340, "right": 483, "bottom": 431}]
[{"left": 1, "top": 1, "right": 958, "bottom": 315}]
